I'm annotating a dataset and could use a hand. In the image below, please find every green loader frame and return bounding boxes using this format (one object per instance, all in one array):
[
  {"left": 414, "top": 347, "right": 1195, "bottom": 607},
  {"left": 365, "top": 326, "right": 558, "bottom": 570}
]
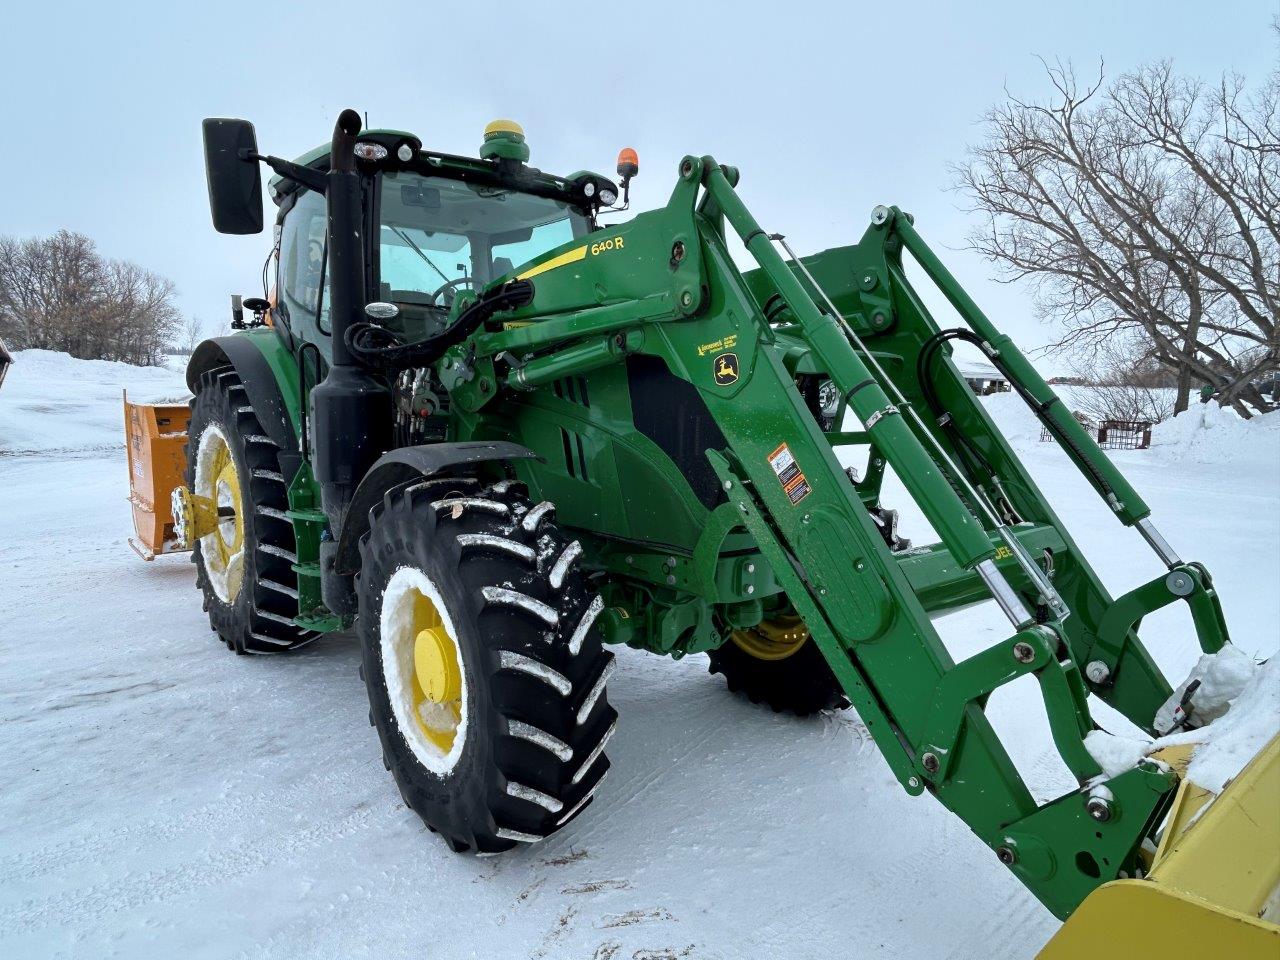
[{"left": 189, "top": 114, "right": 1234, "bottom": 924}]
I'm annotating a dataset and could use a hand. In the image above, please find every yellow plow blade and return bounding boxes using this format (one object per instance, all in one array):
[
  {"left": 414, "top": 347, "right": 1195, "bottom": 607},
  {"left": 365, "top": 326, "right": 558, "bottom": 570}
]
[{"left": 1040, "top": 733, "right": 1280, "bottom": 958}]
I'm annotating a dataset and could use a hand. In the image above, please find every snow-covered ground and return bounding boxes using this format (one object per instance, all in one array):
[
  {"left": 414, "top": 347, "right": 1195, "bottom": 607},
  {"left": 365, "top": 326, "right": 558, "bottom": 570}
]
[{"left": 1, "top": 352, "right": 1276, "bottom": 960}]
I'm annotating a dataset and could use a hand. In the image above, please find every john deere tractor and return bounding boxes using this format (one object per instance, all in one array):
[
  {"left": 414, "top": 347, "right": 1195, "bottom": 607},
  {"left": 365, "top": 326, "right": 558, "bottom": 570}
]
[{"left": 127, "top": 110, "right": 1275, "bottom": 954}]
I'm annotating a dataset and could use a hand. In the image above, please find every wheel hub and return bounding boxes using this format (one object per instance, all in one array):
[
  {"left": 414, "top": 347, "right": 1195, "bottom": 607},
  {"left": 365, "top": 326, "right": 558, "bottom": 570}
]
[{"left": 414, "top": 624, "right": 462, "bottom": 704}]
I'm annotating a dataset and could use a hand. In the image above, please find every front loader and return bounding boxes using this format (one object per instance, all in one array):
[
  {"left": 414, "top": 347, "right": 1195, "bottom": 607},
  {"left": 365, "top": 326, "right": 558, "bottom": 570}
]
[{"left": 125, "top": 109, "right": 1277, "bottom": 953}]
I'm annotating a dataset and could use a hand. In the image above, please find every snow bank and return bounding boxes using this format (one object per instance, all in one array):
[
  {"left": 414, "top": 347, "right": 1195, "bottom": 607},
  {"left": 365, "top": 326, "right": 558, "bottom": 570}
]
[
  {"left": 1149, "top": 401, "right": 1280, "bottom": 467},
  {"left": 979, "top": 388, "right": 1280, "bottom": 468},
  {"left": 1086, "top": 649, "right": 1280, "bottom": 795},
  {"left": 0, "top": 349, "right": 189, "bottom": 455}
]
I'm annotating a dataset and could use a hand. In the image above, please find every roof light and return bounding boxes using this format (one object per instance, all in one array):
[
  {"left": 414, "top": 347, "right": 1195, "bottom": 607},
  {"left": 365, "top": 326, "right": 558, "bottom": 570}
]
[
  {"left": 354, "top": 142, "right": 387, "bottom": 161},
  {"left": 600, "top": 188, "right": 617, "bottom": 205},
  {"left": 583, "top": 182, "right": 596, "bottom": 198},
  {"left": 396, "top": 142, "right": 415, "bottom": 162},
  {"left": 616, "top": 147, "right": 639, "bottom": 182}
]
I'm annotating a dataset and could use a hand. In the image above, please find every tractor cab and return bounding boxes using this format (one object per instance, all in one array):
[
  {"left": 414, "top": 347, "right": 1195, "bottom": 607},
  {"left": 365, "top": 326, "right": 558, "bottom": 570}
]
[{"left": 264, "top": 121, "right": 620, "bottom": 352}]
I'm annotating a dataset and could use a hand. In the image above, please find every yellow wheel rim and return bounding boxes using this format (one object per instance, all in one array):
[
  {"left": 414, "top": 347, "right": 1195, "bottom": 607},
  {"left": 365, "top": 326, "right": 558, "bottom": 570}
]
[
  {"left": 408, "top": 590, "right": 463, "bottom": 755},
  {"left": 380, "top": 567, "right": 468, "bottom": 773},
  {"left": 731, "top": 614, "right": 810, "bottom": 661},
  {"left": 194, "top": 425, "right": 245, "bottom": 603}
]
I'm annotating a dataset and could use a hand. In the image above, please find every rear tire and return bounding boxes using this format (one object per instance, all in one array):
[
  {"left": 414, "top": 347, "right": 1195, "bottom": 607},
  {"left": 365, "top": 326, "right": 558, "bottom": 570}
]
[
  {"left": 357, "top": 478, "right": 617, "bottom": 853},
  {"left": 708, "top": 623, "right": 848, "bottom": 717},
  {"left": 186, "top": 366, "right": 315, "bottom": 654}
]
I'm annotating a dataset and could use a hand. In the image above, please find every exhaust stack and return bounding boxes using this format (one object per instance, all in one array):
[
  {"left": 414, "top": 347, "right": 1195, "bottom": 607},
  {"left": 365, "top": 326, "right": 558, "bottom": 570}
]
[{"left": 309, "top": 109, "right": 393, "bottom": 616}]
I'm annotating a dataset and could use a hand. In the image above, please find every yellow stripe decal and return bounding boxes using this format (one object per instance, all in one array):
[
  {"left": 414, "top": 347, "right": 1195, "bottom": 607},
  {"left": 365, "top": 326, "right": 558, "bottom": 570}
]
[{"left": 517, "top": 245, "right": 587, "bottom": 280}]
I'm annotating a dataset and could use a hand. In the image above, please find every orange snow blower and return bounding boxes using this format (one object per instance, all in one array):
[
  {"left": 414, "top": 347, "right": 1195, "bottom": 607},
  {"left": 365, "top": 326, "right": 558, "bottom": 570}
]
[{"left": 123, "top": 390, "right": 191, "bottom": 560}]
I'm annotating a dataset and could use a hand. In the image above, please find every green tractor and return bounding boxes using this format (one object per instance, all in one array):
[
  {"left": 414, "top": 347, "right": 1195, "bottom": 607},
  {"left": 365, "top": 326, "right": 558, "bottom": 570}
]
[{"left": 158, "top": 110, "right": 1275, "bottom": 954}]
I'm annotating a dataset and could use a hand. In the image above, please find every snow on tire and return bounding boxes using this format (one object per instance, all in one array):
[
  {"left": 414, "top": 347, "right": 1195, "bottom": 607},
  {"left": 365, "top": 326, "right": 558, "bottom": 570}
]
[{"left": 357, "top": 478, "right": 617, "bottom": 854}]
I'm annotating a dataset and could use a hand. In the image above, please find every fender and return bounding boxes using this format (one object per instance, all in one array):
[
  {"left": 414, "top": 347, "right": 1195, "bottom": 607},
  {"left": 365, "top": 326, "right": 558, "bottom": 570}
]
[
  {"left": 187, "top": 333, "right": 300, "bottom": 475},
  {"left": 334, "top": 441, "right": 540, "bottom": 575}
]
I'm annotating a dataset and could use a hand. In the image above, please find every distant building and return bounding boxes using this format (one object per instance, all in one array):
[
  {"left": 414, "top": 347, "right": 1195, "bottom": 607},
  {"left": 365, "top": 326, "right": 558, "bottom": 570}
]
[{"left": 955, "top": 357, "right": 1009, "bottom": 396}]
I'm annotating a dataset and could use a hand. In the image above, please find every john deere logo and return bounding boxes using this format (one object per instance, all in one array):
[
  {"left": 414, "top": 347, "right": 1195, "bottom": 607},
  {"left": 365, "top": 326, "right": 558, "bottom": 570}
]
[{"left": 713, "top": 352, "right": 739, "bottom": 385}]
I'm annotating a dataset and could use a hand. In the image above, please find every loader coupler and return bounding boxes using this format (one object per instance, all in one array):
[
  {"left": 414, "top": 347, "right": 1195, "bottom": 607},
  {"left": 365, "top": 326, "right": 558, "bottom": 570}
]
[
  {"left": 123, "top": 391, "right": 190, "bottom": 560},
  {"left": 1039, "top": 733, "right": 1280, "bottom": 958}
]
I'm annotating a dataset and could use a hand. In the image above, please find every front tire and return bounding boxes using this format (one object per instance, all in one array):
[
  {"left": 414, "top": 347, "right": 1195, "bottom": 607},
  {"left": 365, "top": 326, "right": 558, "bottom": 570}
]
[{"left": 357, "top": 478, "right": 617, "bottom": 853}]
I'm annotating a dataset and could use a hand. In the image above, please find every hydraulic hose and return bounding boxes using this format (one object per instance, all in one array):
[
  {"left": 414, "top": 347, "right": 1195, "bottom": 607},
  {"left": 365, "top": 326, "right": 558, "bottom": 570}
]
[
  {"left": 917, "top": 328, "right": 1118, "bottom": 505},
  {"left": 345, "top": 278, "right": 535, "bottom": 372}
]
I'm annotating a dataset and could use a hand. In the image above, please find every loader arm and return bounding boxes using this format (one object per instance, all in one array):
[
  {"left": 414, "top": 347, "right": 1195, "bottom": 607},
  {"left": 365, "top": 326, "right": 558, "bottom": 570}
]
[{"left": 449, "top": 155, "right": 1240, "bottom": 921}]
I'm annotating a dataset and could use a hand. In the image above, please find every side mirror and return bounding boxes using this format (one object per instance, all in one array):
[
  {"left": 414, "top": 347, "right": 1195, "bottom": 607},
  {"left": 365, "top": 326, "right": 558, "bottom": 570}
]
[{"left": 202, "top": 118, "right": 263, "bottom": 235}]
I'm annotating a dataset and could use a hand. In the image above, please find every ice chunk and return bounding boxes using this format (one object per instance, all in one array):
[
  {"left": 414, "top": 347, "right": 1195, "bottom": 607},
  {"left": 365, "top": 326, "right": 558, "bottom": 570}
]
[
  {"left": 1154, "top": 644, "right": 1258, "bottom": 734},
  {"left": 1085, "top": 729, "right": 1151, "bottom": 779},
  {"left": 1181, "top": 657, "right": 1280, "bottom": 794}
]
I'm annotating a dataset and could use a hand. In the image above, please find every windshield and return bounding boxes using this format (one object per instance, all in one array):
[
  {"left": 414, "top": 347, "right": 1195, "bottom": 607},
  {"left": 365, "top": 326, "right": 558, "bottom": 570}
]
[{"left": 377, "top": 171, "right": 588, "bottom": 312}]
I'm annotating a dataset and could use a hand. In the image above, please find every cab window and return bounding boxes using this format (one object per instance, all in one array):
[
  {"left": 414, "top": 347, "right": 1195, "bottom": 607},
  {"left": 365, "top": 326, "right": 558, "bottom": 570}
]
[
  {"left": 377, "top": 171, "right": 587, "bottom": 316},
  {"left": 278, "top": 189, "right": 331, "bottom": 335}
]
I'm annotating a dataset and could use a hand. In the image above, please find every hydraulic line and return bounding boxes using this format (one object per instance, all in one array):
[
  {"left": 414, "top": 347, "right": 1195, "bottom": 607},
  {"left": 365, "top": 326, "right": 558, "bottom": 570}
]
[
  {"left": 768, "top": 233, "right": 1068, "bottom": 622},
  {"left": 919, "top": 327, "right": 1119, "bottom": 511},
  {"left": 346, "top": 279, "right": 535, "bottom": 372}
]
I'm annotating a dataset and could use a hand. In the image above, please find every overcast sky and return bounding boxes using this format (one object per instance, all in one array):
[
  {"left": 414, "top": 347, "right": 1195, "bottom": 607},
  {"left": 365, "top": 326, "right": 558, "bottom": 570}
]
[{"left": 2, "top": 0, "right": 1273, "bottom": 363}]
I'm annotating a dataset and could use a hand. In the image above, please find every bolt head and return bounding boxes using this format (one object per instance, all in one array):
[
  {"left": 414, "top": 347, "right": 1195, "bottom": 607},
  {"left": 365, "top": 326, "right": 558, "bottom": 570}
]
[
  {"left": 746, "top": 585, "right": 755, "bottom": 595},
  {"left": 680, "top": 290, "right": 694, "bottom": 307},
  {"left": 871, "top": 205, "right": 891, "bottom": 226},
  {"left": 666, "top": 574, "right": 676, "bottom": 586},
  {"left": 1085, "top": 660, "right": 1111, "bottom": 685},
  {"left": 1013, "top": 641, "right": 1035, "bottom": 663},
  {"left": 1086, "top": 797, "right": 1113, "bottom": 822},
  {"left": 746, "top": 563, "right": 755, "bottom": 574},
  {"left": 922, "top": 752, "right": 940, "bottom": 774},
  {"left": 996, "top": 845, "right": 1017, "bottom": 865},
  {"left": 722, "top": 479, "right": 733, "bottom": 491},
  {"left": 907, "top": 777, "right": 921, "bottom": 790}
]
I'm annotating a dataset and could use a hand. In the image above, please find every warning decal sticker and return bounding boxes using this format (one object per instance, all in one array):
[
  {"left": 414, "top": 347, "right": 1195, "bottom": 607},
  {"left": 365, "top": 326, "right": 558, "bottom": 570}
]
[{"left": 767, "top": 442, "right": 811, "bottom": 505}]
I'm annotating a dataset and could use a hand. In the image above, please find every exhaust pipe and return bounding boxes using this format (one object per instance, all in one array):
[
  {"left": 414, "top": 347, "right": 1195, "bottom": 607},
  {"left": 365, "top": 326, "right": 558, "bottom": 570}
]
[{"left": 309, "top": 109, "right": 393, "bottom": 617}]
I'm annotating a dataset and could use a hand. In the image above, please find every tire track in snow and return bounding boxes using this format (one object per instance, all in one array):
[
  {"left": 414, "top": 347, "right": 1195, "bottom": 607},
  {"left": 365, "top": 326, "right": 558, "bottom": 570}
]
[
  {"left": 0, "top": 762, "right": 372, "bottom": 883},
  {"left": 0, "top": 792, "right": 389, "bottom": 934}
]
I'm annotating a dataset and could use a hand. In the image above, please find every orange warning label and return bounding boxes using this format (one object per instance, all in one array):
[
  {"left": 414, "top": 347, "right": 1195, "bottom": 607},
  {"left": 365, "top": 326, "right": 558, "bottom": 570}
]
[{"left": 767, "top": 442, "right": 811, "bottom": 505}]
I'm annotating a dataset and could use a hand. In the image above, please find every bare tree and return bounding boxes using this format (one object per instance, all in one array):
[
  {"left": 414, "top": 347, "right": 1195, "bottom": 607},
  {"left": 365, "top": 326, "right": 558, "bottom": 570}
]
[
  {"left": 177, "top": 314, "right": 204, "bottom": 354},
  {"left": 1069, "top": 339, "right": 1176, "bottom": 425},
  {"left": 958, "top": 45, "right": 1278, "bottom": 418},
  {"left": 0, "top": 230, "right": 181, "bottom": 366}
]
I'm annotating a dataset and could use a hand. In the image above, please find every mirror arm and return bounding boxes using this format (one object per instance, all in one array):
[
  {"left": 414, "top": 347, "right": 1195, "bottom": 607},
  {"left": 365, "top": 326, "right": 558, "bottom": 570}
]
[{"left": 241, "top": 150, "right": 328, "bottom": 194}]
